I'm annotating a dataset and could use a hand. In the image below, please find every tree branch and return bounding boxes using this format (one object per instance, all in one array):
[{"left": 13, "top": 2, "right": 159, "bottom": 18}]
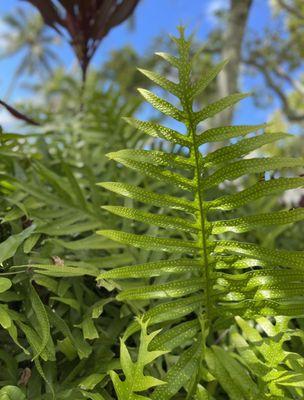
[
  {"left": 277, "top": 0, "right": 304, "bottom": 20},
  {"left": 215, "top": 0, "right": 253, "bottom": 126},
  {"left": 0, "top": 100, "right": 40, "bottom": 126},
  {"left": 244, "top": 57, "right": 304, "bottom": 122}
]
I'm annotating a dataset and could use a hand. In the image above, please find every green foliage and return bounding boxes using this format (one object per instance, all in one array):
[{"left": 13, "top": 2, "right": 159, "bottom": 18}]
[
  {"left": 0, "top": 26, "right": 304, "bottom": 400},
  {"left": 100, "top": 28, "right": 304, "bottom": 323},
  {"left": 0, "top": 75, "right": 144, "bottom": 398},
  {"left": 98, "top": 28, "right": 304, "bottom": 398},
  {"left": 111, "top": 318, "right": 166, "bottom": 399},
  {"left": 0, "top": 386, "right": 26, "bottom": 400},
  {"left": 231, "top": 316, "right": 304, "bottom": 398}
]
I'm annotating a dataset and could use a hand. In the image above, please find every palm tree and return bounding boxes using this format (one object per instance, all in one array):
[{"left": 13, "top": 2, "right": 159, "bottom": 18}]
[{"left": 0, "top": 7, "right": 61, "bottom": 99}]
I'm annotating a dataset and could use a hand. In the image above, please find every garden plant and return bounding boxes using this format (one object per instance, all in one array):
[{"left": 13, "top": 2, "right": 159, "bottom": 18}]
[{"left": 0, "top": 1, "right": 304, "bottom": 399}]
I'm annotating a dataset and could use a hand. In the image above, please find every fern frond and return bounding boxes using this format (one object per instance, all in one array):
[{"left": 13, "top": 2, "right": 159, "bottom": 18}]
[
  {"left": 151, "top": 339, "right": 202, "bottom": 400},
  {"left": 110, "top": 318, "right": 166, "bottom": 400},
  {"left": 231, "top": 317, "right": 304, "bottom": 398},
  {"left": 98, "top": 29, "right": 304, "bottom": 343},
  {"left": 205, "top": 345, "right": 261, "bottom": 400}
]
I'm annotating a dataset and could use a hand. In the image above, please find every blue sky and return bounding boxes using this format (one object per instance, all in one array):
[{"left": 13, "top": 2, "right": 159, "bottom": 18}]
[{"left": 0, "top": 0, "right": 278, "bottom": 128}]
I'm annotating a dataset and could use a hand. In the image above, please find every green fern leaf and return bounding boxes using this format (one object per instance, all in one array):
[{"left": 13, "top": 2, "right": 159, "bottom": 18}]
[
  {"left": 0, "top": 386, "right": 26, "bottom": 400},
  {"left": 209, "top": 177, "right": 304, "bottom": 210},
  {"left": 205, "top": 132, "right": 290, "bottom": 166},
  {"left": 149, "top": 319, "right": 200, "bottom": 351},
  {"left": 197, "top": 123, "right": 268, "bottom": 145},
  {"left": 232, "top": 316, "right": 304, "bottom": 398},
  {"left": 98, "top": 182, "right": 196, "bottom": 212},
  {"left": 98, "top": 28, "right": 304, "bottom": 396},
  {"left": 28, "top": 283, "right": 50, "bottom": 360},
  {"left": 110, "top": 318, "right": 166, "bottom": 400},
  {"left": 205, "top": 346, "right": 260, "bottom": 400},
  {"left": 0, "top": 278, "right": 11, "bottom": 293},
  {"left": 151, "top": 340, "right": 202, "bottom": 400}
]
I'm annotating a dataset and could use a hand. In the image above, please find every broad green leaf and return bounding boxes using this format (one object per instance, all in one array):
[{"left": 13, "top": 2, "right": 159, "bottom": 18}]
[
  {"left": 190, "top": 60, "right": 228, "bottom": 99},
  {"left": 0, "top": 386, "right": 26, "bottom": 400},
  {"left": 51, "top": 234, "right": 120, "bottom": 250},
  {"left": 6, "top": 321, "right": 29, "bottom": 354},
  {"left": 0, "top": 305, "right": 11, "bottom": 329},
  {"left": 111, "top": 319, "right": 166, "bottom": 400},
  {"left": 33, "top": 161, "right": 73, "bottom": 203},
  {"left": 151, "top": 341, "right": 201, "bottom": 400},
  {"left": 102, "top": 206, "right": 197, "bottom": 232},
  {"left": 215, "top": 240, "right": 304, "bottom": 270},
  {"left": 205, "top": 132, "right": 290, "bottom": 166},
  {"left": 28, "top": 263, "right": 98, "bottom": 277},
  {"left": 204, "top": 157, "right": 304, "bottom": 189},
  {"left": 195, "top": 385, "right": 213, "bottom": 400},
  {"left": 46, "top": 308, "right": 91, "bottom": 359},
  {"left": 124, "top": 118, "right": 191, "bottom": 146},
  {"left": 80, "top": 391, "right": 106, "bottom": 400},
  {"left": 197, "top": 124, "right": 267, "bottom": 145},
  {"left": 29, "top": 284, "right": 50, "bottom": 359},
  {"left": 138, "top": 68, "right": 180, "bottom": 97},
  {"left": 0, "top": 225, "right": 35, "bottom": 264},
  {"left": 149, "top": 319, "right": 200, "bottom": 351},
  {"left": 0, "top": 278, "right": 12, "bottom": 293},
  {"left": 98, "top": 230, "right": 199, "bottom": 253},
  {"left": 99, "top": 259, "right": 201, "bottom": 279},
  {"left": 117, "top": 279, "right": 203, "bottom": 300},
  {"left": 62, "top": 162, "right": 87, "bottom": 209},
  {"left": 155, "top": 51, "right": 180, "bottom": 68},
  {"left": 213, "top": 208, "right": 304, "bottom": 234},
  {"left": 138, "top": 88, "right": 184, "bottom": 121},
  {"left": 23, "top": 232, "right": 41, "bottom": 253},
  {"left": 108, "top": 149, "right": 194, "bottom": 170},
  {"left": 194, "top": 93, "right": 249, "bottom": 124},
  {"left": 206, "top": 346, "right": 260, "bottom": 400},
  {"left": 50, "top": 296, "right": 81, "bottom": 311},
  {"left": 17, "top": 321, "right": 53, "bottom": 361},
  {"left": 123, "top": 295, "right": 202, "bottom": 339},
  {"left": 80, "top": 317, "right": 99, "bottom": 340},
  {"left": 39, "top": 219, "right": 102, "bottom": 236},
  {"left": 98, "top": 182, "right": 196, "bottom": 212},
  {"left": 78, "top": 374, "right": 106, "bottom": 391},
  {"left": 209, "top": 177, "right": 304, "bottom": 210},
  {"left": 107, "top": 154, "right": 194, "bottom": 192}
]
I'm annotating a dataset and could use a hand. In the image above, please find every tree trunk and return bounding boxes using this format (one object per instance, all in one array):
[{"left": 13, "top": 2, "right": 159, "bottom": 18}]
[{"left": 216, "top": 0, "right": 253, "bottom": 126}]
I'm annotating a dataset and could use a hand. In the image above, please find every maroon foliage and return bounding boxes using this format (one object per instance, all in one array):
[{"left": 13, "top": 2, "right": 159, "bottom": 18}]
[{"left": 21, "top": 0, "right": 141, "bottom": 80}]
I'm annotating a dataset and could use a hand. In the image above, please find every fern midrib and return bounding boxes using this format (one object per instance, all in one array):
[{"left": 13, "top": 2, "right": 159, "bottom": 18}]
[
  {"left": 188, "top": 117, "right": 212, "bottom": 326},
  {"left": 125, "top": 334, "right": 145, "bottom": 400},
  {"left": 190, "top": 130, "right": 212, "bottom": 325},
  {"left": 180, "top": 55, "right": 213, "bottom": 324}
]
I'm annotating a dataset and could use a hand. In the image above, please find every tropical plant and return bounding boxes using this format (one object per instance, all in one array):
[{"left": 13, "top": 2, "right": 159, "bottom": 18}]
[
  {"left": 110, "top": 318, "right": 166, "bottom": 400},
  {"left": 1, "top": 24, "right": 304, "bottom": 400},
  {"left": 97, "top": 28, "right": 304, "bottom": 398},
  {"left": 0, "top": 81, "right": 144, "bottom": 399},
  {"left": 0, "top": 7, "right": 61, "bottom": 98},
  {"left": 23, "top": 0, "right": 140, "bottom": 81}
]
